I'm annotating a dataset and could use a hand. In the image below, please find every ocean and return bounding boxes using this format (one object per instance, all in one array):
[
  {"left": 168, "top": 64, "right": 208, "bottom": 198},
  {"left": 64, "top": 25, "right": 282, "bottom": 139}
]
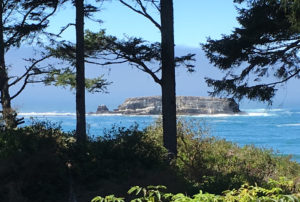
[{"left": 20, "top": 108, "right": 300, "bottom": 162}]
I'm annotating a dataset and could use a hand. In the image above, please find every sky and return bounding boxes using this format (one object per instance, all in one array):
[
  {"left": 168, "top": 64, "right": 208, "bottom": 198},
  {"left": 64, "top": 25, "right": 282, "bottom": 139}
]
[{"left": 6, "top": 0, "right": 300, "bottom": 112}]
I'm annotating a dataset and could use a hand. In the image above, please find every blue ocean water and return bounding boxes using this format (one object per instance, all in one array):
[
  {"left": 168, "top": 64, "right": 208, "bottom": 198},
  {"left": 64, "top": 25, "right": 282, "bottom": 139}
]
[{"left": 20, "top": 108, "right": 300, "bottom": 162}]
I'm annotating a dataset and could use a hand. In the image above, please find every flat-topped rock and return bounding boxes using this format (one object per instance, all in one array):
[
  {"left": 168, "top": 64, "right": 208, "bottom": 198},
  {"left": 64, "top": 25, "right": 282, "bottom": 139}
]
[
  {"left": 117, "top": 96, "right": 162, "bottom": 115},
  {"left": 176, "top": 96, "right": 240, "bottom": 115},
  {"left": 95, "top": 96, "right": 240, "bottom": 115}
]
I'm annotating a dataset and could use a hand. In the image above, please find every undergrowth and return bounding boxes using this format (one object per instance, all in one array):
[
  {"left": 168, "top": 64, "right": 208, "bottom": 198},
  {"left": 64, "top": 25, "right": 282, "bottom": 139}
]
[
  {"left": 92, "top": 182, "right": 300, "bottom": 202},
  {"left": 0, "top": 119, "right": 299, "bottom": 202}
]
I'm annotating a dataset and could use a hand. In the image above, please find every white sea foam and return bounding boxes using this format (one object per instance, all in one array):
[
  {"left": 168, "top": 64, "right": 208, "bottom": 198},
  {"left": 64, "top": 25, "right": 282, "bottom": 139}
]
[
  {"left": 19, "top": 112, "right": 76, "bottom": 116},
  {"left": 179, "top": 112, "right": 274, "bottom": 118},
  {"left": 246, "top": 112, "right": 274, "bottom": 117},
  {"left": 19, "top": 112, "right": 274, "bottom": 117},
  {"left": 277, "top": 123, "right": 300, "bottom": 127},
  {"left": 88, "top": 113, "right": 123, "bottom": 116},
  {"left": 241, "top": 108, "right": 292, "bottom": 117},
  {"left": 19, "top": 108, "right": 292, "bottom": 118},
  {"left": 212, "top": 120, "right": 229, "bottom": 123}
]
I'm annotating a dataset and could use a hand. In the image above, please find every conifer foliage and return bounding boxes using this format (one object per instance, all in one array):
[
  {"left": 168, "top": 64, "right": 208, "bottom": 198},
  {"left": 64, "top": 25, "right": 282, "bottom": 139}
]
[
  {"left": 202, "top": 0, "right": 300, "bottom": 103},
  {"left": 0, "top": 0, "right": 63, "bottom": 128}
]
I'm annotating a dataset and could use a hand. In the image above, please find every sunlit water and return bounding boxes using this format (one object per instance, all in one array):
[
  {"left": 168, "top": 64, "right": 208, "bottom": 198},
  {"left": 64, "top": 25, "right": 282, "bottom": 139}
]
[{"left": 20, "top": 108, "right": 300, "bottom": 162}]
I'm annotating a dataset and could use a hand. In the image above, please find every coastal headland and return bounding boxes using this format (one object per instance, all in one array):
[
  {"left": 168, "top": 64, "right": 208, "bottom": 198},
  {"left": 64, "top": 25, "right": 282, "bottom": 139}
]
[{"left": 92, "top": 96, "right": 241, "bottom": 115}]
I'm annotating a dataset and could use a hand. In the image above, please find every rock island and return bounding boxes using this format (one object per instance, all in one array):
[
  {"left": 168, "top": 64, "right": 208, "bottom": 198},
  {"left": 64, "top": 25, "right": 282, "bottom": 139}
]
[{"left": 93, "top": 96, "right": 240, "bottom": 115}]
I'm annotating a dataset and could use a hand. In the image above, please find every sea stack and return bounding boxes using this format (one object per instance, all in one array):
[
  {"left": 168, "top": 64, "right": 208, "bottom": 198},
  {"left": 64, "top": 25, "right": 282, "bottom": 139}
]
[
  {"left": 96, "top": 105, "right": 110, "bottom": 113},
  {"left": 95, "top": 96, "right": 240, "bottom": 115}
]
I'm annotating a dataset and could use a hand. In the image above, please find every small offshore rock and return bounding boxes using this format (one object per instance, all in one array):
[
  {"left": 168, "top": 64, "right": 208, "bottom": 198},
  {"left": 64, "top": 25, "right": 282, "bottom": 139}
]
[{"left": 96, "top": 105, "right": 110, "bottom": 114}]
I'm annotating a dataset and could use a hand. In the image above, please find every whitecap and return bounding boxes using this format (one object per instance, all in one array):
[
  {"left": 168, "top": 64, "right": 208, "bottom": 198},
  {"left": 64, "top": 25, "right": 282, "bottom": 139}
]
[
  {"left": 246, "top": 112, "right": 274, "bottom": 117},
  {"left": 181, "top": 112, "right": 273, "bottom": 118},
  {"left": 19, "top": 112, "right": 76, "bottom": 116},
  {"left": 211, "top": 120, "right": 229, "bottom": 123},
  {"left": 277, "top": 123, "right": 300, "bottom": 127},
  {"left": 87, "top": 113, "right": 123, "bottom": 116}
]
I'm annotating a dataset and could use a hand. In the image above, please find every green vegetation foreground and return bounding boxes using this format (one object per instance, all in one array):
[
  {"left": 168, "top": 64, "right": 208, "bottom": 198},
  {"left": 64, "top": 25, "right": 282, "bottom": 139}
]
[{"left": 0, "top": 120, "right": 299, "bottom": 201}]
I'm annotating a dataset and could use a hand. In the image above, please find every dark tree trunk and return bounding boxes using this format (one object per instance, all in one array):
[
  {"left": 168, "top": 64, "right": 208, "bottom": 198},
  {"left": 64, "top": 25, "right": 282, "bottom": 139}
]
[
  {"left": 75, "top": 0, "right": 86, "bottom": 142},
  {"left": 160, "top": 0, "right": 177, "bottom": 157},
  {"left": 0, "top": 2, "right": 16, "bottom": 129}
]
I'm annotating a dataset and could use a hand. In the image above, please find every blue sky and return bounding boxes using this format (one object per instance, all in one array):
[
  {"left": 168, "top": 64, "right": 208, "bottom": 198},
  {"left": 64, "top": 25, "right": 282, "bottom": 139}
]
[{"left": 7, "top": 0, "right": 300, "bottom": 112}]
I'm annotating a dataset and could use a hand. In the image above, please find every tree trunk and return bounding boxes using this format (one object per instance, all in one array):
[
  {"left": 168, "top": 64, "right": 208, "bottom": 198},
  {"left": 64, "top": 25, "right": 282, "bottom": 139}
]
[
  {"left": 0, "top": 1, "right": 16, "bottom": 129},
  {"left": 160, "top": 0, "right": 177, "bottom": 157},
  {"left": 75, "top": 0, "right": 86, "bottom": 142}
]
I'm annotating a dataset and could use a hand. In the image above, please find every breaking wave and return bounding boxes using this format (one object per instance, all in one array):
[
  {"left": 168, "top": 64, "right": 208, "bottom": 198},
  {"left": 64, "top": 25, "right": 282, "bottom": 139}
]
[
  {"left": 277, "top": 123, "right": 300, "bottom": 127},
  {"left": 17, "top": 108, "right": 298, "bottom": 118},
  {"left": 19, "top": 112, "right": 76, "bottom": 116}
]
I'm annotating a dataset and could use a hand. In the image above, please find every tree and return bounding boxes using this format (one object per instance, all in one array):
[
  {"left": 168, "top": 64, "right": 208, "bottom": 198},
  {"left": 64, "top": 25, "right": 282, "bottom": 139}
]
[
  {"left": 81, "top": 0, "right": 195, "bottom": 157},
  {"left": 45, "top": 0, "right": 109, "bottom": 142},
  {"left": 160, "top": 0, "right": 177, "bottom": 157},
  {"left": 0, "top": 0, "right": 63, "bottom": 128},
  {"left": 75, "top": 0, "right": 86, "bottom": 142},
  {"left": 202, "top": 0, "right": 300, "bottom": 103}
]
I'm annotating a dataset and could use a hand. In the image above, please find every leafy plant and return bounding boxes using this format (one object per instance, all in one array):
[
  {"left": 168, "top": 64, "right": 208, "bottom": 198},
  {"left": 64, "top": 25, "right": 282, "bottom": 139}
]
[
  {"left": 92, "top": 183, "right": 300, "bottom": 202},
  {"left": 92, "top": 195, "right": 125, "bottom": 202},
  {"left": 128, "top": 185, "right": 167, "bottom": 202}
]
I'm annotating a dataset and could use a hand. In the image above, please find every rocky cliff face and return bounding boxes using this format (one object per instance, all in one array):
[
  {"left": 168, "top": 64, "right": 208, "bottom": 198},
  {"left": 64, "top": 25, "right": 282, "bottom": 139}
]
[
  {"left": 117, "top": 96, "right": 162, "bottom": 115},
  {"left": 175, "top": 96, "right": 240, "bottom": 115},
  {"left": 96, "top": 96, "right": 240, "bottom": 115}
]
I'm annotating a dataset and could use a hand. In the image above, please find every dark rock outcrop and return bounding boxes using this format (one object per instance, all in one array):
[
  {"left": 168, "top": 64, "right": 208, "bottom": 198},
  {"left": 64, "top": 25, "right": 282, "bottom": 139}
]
[{"left": 95, "top": 105, "right": 110, "bottom": 114}]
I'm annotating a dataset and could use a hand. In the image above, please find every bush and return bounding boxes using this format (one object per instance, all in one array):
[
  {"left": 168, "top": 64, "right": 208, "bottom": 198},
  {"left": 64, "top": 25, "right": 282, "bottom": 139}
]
[
  {"left": 144, "top": 119, "right": 300, "bottom": 194},
  {"left": 0, "top": 121, "right": 73, "bottom": 202},
  {"left": 1, "top": 119, "right": 299, "bottom": 201},
  {"left": 0, "top": 123, "right": 187, "bottom": 201}
]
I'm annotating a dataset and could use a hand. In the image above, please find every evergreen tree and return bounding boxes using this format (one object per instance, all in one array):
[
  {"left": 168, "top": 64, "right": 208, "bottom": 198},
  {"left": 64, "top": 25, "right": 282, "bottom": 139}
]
[
  {"left": 202, "top": 0, "right": 300, "bottom": 103},
  {"left": 0, "top": 0, "right": 63, "bottom": 128},
  {"left": 160, "top": 0, "right": 177, "bottom": 157},
  {"left": 45, "top": 0, "right": 108, "bottom": 142},
  {"left": 80, "top": 0, "right": 195, "bottom": 157},
  {"left": 75, "top": 0, "right": 86, "bottom": 142}
]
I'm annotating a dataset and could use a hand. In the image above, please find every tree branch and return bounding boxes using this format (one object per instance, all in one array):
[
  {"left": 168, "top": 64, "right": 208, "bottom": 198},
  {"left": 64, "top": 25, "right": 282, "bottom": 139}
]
[
  {"left": 9, "top": 54, "right": 52, "bottom": 87},
  {"left": 264, "top": 68, "right": 300, "bottom": 87},
  {"left": 119, "top": 0, "right": 161, "bottom": 30}
]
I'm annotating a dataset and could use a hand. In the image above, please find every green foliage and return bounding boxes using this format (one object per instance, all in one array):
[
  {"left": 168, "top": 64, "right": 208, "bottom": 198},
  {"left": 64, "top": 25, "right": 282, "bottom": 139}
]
[
  {"left": 0, "top": 121, "right": 73, "bottom": 201},
  {"left": 202, "top": 0, "right": 300, "bottom": 103},
  {"left": 144, "top": 119, "right": 300, "bottom": 194},
  {"left": 92, "top": 195, "right": 125, "bottom": 202},
  {"left": 93, "top": 181, "right": 300, "bottom": 202},
  {"left": 44, "top": 67, "right": 111, "bottom": 93},
  {"left": 1, "top": 120, "right": 300, "bottom": 201},
  {"left": 127, "top": 185, "right": 167, "bottom": 202},
  {"left": 281, "top": 0, "right": 300, "bottom": 31},
  {"left": 45, "top": 30, "right": 112, "bottom": 93},
  {"left": 82, "top": 29, "right": 196, "bottom": 85}
]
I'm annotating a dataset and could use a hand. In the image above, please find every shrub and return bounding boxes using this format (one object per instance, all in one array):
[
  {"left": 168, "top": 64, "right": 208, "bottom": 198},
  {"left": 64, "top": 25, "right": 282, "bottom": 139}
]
[
  {"left": 0, "top": 121, "right": 73, "bottom": 202},
  {"left": 144, "top": 119, "right": 300, "bottom": 194},
  {"left": 1, "top": 119, "right": 299, "bottom": 201}
]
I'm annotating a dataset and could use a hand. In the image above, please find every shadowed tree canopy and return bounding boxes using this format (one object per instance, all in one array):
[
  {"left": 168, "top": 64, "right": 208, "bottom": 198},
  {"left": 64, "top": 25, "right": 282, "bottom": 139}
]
[
  {"left": 77, "top": 30, "right": 195, "bottom": 85},
  {"left": 47, "top": 29, "right": 193, "bottom": 103},
  {"left": 0, "top": 0, "right": 66, "bottom": 128},
  {"left": 45, "top": 33, "right": 111, "bottom": 94},
  {"left": 202, "top": 0, "right": 300, "bottom": 103},
  {"left": 45, "top": 1, "right": 110, "bottom": 94},
  {"left": 89, "top": 0, "right": 195, "bottom": 157},
  {"left": 48, "top": 0, "right": 194, "bottom": 156},
  {"left": 45, "top": 0, "right": 109, "bottom": 144}
]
